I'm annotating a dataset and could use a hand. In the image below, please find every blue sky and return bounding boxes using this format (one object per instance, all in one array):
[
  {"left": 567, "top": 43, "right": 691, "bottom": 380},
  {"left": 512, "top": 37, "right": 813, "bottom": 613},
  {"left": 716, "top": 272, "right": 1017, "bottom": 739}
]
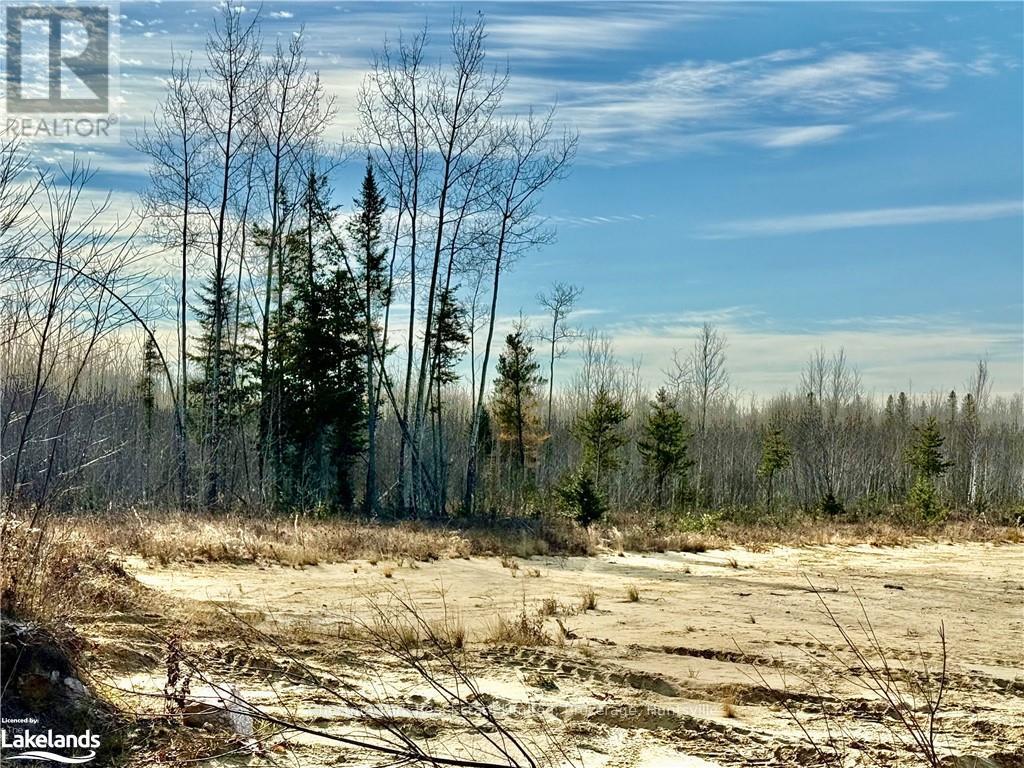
[{"left": 9, "top": 1, "right": 1024, "bottom": 397}]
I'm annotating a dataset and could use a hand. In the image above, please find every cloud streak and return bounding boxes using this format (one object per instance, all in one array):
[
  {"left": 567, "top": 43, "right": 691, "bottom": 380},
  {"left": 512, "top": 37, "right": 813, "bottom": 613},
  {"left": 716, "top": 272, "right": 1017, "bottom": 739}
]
[
  {"left": 703, "top": 200, "right": 1024, "bottom": 238},
  {"left": 581, "top": 311, "right": 1024, "bottom": 398},
  {"left": 504, "top": 42, "right": 1011, "bottom": 158}
]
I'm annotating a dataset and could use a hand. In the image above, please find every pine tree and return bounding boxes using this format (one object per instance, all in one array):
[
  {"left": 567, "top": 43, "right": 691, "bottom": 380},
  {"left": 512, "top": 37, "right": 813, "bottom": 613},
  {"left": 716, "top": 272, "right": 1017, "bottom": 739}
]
[
  {"left": 575, "top": 387, "right": 629, "bottom": 485},
  {"left": 492, "top": 328, "right": 546, "bottom": 472},
  {"left": 347, "top": 159, "right": 389, "bottom": 516},
  {"left": 757, "top": 419, "right": 792, "bottom": 513},
  {"left": 638, "top": 388, "right": 692, "bottom": 508},
  {"left": 904, "top": 415, "right": 952, "bottom": 519}
]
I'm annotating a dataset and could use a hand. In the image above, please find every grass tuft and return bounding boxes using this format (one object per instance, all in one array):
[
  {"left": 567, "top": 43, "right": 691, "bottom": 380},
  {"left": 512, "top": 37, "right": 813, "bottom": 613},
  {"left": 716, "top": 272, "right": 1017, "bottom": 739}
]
[{"left": 579, "top": 587, "right": 598, "bottom": 611}]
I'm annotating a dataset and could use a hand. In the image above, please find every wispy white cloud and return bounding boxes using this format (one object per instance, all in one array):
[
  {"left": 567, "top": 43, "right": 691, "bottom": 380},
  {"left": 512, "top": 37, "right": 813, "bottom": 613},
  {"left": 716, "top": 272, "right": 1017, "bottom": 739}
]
[
  {"left": 748, "top": 124, "right": 849, "bottom": 148},
  {"left": 550, "top": 213, "right": 653, "bottom": 227},
  {"left": 486, "top": 6, "right": 724, "bottom": 61},
  {"left": 703, "top": 200, "right": 1024, "bottom": 238},
  {"left": 576, "top": 310, "right": 1023, "bottom": 398},
  {"left": 504, "top": 42, "right": 1011, "bottom": 158}
]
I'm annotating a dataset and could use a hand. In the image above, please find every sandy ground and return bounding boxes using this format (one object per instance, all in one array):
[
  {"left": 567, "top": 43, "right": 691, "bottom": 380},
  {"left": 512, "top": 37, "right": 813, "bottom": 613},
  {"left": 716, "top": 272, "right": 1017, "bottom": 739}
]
[{"left": 88, "top": 543, "right": 1024, "bottom": 767}]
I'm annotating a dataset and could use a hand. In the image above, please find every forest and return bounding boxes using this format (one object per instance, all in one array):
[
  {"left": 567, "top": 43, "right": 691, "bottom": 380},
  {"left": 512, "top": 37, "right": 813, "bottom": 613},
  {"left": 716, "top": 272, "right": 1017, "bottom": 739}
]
[
  {"left": 1, "top": 7, "right": 1021, "bottom": 530},
  {"left": 2, "top": 5, "right": 1023, "bottom": 768}
]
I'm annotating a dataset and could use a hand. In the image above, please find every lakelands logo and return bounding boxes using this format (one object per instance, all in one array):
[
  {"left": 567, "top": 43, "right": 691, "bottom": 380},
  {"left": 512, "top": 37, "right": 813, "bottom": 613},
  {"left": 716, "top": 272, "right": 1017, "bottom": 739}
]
[
  {"left": 1, "top": 726, "right": 100, "bottom": 764},
  {"left": 2, "top": 1, "right": 120, "bottom": 140}
]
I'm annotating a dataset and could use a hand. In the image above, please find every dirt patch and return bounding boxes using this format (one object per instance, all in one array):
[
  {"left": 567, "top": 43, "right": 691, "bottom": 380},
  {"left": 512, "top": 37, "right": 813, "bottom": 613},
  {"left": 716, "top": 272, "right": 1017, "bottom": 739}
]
[{"left": 80, "top": 542, "right": 1024, "bottom": 767}]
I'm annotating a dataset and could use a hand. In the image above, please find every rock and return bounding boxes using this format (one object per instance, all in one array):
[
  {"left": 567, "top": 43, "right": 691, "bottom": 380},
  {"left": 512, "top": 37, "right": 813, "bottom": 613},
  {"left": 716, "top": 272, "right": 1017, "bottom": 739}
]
[
  {"left": 182, "top": 701, "right": 237, "bottom": 730},
  {"left": 180, "top": 688, "right": 254, "bottom": 738},
  {"left": 65, "top": 676, "right": 88, "bottom": 697},
  {"left": 0, "top": 614, "right": 123, "bottom": 763}
]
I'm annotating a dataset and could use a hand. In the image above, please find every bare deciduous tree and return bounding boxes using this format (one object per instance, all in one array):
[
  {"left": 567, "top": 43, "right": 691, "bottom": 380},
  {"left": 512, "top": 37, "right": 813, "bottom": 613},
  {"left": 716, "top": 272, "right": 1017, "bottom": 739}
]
[
  {"left": 463, "top": 111, "right": 576, "bottom": 516},
  {"left": 537, "top": 282, "right": 583, "bottom": 433}
]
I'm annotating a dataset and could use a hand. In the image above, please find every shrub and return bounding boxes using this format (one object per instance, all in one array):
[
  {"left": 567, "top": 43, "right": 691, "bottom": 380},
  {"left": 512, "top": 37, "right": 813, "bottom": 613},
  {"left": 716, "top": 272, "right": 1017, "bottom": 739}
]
[
  {"left": 556, "top": 470, "right": 607, "bottom": 527},
  {"left": 908, "top": 476, "right": 944, "bottom": 521},
  {"left": 820, "top": 492, "right": 844, "bottom": 517}
]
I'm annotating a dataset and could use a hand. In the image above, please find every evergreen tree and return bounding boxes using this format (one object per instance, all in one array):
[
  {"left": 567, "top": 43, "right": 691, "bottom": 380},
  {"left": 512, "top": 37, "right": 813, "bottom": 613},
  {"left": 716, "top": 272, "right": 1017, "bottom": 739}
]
[
  {"left": 904, "top": 415, "right": 952, "bottom": 519},
  {"left": 556, "top": 468, "right": 607, "bottom": 527},
  {"left": 757, "top": 419, "right": 792, "bottom": 513},
  {"left": 347, "top": 159, "right": 389, "bottom": 516},
  {"left": 428, "top": 286, "right": 469, "bottom": 512},
  {"left": 896, "top": 391, "right": 910, "bottom": 424},
  {"left": 883, "top": 390, "right": 913, "bottom": 500},
  {"left": 189, "top": 269, "right": 257, "bottom": 505},
  {"left": 137, "top": 335, "right": 162, "bottom": 497},
  {"left": 138, "top": 335, "right": 161, "bottom": 436},
  {"left": 575, "top": 387, "right": 629, "bottom": 485},
  {"left": 277, "top": 170, "right": 365, "bottom": 511},
  {"left": 492, "top": 328, "right": 546, "bottom": 472},
  {"left": 429, "top": 287, "right": 470, "bottom": 389},
  {"left": 638, "top": 388, "right": 692, "bottom": 508}
]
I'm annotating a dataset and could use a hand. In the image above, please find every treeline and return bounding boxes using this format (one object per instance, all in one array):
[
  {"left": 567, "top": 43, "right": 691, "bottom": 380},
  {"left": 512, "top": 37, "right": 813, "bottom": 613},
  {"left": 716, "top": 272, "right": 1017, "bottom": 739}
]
[{"left": 1, "top": 5, "right": 1021, "bottom": 523}]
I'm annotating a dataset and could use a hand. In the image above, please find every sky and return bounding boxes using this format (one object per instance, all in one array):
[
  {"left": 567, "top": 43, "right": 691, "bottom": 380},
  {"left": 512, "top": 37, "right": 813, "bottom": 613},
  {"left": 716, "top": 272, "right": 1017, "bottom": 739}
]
[{"left": 5, "top": 1, "right": 1023, "bottom": 398}]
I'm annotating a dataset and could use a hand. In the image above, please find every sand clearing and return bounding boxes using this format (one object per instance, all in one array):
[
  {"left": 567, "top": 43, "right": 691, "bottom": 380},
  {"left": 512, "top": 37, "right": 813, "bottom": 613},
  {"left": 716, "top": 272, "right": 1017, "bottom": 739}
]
[{"left": 94, "top": 542, "right": 1022, "bottom": 766}]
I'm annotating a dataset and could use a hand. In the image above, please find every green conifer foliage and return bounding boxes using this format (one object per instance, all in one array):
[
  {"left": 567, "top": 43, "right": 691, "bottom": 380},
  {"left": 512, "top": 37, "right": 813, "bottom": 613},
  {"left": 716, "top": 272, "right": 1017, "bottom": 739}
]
[
  {"left": 757, "top": 420, "right": 792, "bottom": 513},
  {"left": 492, "top": 329, "right": 546, "bottom": 471},
  {"left": 904, "top": 415, "right": 952, "bottom": 519},
  {"left": 574, "top": 388, "right": 629, "bottom": 485},
  {"left": 638, "top": 388, "right": 692, "bottom": 507}
]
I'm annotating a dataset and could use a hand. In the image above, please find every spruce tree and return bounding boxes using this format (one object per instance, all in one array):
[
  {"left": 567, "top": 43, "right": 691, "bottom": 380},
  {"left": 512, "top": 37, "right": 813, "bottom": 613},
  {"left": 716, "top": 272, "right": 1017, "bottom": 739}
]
[
  {"left": 492, "top": 328, "right": 546, "bottom": 472},
  {"left": 556, "top": 469, "right": 607, "bottom": 526},
  {"left": 638, "top": 388, "right": 692, "bottom": 508},
  {"left": 277, "top": 170, "right": 365, "bottom": 511},
  {"left": 347, "top": 159, "right": 388, "bottom": 516},
  {"left": 429, "top": 287, "right": 470, "bottom": 390},
  {"left": 428, "top": 286, "right": 469, "bottom": 512},
  {"left": 189, "top": 269, "right": 256, "bottom": 505},
  {"left": 575, "top": 387, "right": 629, "bottom": 485},
  {"left": 138, "top": 335, "right": 161, "bottom": 437},
  {"left": 757, "top": 419, "right": 792, "bottom": 513},
  {"left": 904, "top": 415, "right": 952, "bottom": 519}
]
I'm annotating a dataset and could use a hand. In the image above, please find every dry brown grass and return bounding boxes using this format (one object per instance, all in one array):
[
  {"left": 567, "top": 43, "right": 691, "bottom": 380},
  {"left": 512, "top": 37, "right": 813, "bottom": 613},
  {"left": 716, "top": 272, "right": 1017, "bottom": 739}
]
[
  {"left": 713, "top": 517, "right": 1024, "bottom": 548},
  {"left": 538, "top": 597, "right": 559, "bottom": 617},
  {"left": 66, "top": 511, "right": 593, "bottom": 566},
  {"left": 484, "top": 608, "right": 551, "bottom": 646},
  {"left": 1, "top": 514, "right": 144, "bottom": 626},
  {"left": 625, "top": 584, "right": 640, "bottom": 602},
  {"left": 100, "top": 512, "right": 480, "bottom": 565},
  {"left": 578, "top": 586, "right": 598, "bottom": 611},
  {"left": 11, "top": 509, "right": 1020, "bottom": 575}
]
